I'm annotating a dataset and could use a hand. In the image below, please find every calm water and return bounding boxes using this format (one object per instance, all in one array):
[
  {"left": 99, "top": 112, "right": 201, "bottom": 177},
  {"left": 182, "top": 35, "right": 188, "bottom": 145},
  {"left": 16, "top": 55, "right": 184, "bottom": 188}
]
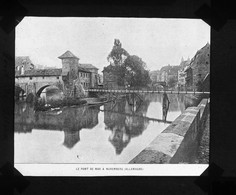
[{"left": 15, "top": 93, "right": 187, "bottom": 164}]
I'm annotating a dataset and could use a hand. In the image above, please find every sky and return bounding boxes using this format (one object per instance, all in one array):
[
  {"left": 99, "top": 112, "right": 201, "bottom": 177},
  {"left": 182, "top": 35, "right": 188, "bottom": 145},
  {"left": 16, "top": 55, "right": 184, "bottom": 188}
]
[{"left": 16, "top": 17, "right": 210, "bottom": 74}]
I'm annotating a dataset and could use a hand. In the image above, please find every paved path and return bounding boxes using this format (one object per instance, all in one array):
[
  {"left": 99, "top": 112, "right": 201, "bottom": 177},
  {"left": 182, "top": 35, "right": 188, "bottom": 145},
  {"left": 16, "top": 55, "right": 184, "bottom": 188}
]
[{"left": 196, "top": 113, "right": 210, "bottom": 163}]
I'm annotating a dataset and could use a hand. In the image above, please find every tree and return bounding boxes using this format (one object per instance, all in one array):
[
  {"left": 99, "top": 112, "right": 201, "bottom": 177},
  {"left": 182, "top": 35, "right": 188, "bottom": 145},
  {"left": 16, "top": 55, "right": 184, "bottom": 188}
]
[
  {"left": 121, "top": 55, "right": 151, "bottom": 88},
  {"left": 167, "top": 76, "right": 178, "bottom": 88},
  {"left": 107, "top": 39, "right": 151, "bottom": 88},
  {"left": 107, "top": 39, "right": 129, "bottom": 66}
]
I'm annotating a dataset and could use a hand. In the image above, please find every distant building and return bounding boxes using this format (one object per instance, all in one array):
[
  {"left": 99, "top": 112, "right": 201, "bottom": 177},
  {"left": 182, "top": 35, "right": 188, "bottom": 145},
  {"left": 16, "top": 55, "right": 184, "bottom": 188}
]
[
  {"left": 190, "top": 43, "right": 210, "bottom": 88},
  {"left": 160, "top": 70, "right": 168, "bottom": 83},
  {"left": 184, "top": 66, "right": 193, "bottom": 89},
  {"left": 15, "top": 50, "right": 99, "bottom": 97},
  {"left": 183, "top": 43, "right": 210, "bottom": 90},
  {"left": 79, "top": 63, "right": 99, "bottom": 88},
  {"left": 15, "top": 56, "right": 35, "bottom": 75},
  {"left": 180, "top": 56, "right": 191, "bottom": 69},
  {"left": 177, "top": 69, "right": 186, "bottom": 88},
  {"left": 149, "top": 70, "right": 160, "bottom": 83},
  {"left": 160, "top": 65, "right": 180, "bottom": 85},
  {"left": 177, "top": 57, "right": 190, "bottom": 89},
  {"left": 97, "top": 74, "right": 103, "bottom": 87},
  {"left": 58, "top": 50, "right": 98, "bottom": 89}
]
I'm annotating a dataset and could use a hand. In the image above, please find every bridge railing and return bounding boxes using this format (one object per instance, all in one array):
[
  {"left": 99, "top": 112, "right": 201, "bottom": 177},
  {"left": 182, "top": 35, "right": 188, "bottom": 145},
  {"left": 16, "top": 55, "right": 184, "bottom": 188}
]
[{"left": 86, "top": 88, "right": 210, "bottom": 95}]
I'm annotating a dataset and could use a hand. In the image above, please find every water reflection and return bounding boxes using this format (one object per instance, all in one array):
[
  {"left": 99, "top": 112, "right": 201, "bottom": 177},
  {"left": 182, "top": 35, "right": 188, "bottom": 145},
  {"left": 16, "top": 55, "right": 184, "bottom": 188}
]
[
  {"left": 15, "top": 102, "right": 99, "bottom": 149},
  {"left": 15, "top": 93, "right": 196, "bottom": 163},
  {"left": 103, "top": 94, "right": 174, "bottom": 155}
]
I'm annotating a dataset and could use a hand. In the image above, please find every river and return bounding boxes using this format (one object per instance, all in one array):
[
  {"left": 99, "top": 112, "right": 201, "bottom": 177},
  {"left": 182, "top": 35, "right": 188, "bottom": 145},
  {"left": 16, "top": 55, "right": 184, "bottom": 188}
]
[{"left": 15, "top": 93, "right": 190, "bottom": 164}]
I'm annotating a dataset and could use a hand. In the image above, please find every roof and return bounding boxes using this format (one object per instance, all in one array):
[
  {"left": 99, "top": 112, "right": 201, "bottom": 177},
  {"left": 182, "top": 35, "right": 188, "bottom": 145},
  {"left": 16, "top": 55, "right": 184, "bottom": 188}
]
[
  {"left": 58, "top": 51, "right": 79, "bottom": 59},
  {"left": 15, "top": 69, "right": 62, "bottom": 77},
  {"left": 189, "top": 42, "right": 210, "bottom": 68},
  {"left": 79, "top": 63, "right": 98, "bottom": 70},
  {"left": 77, "top": 66, "right": 92, "bottom": 73},
  {"left": 15, "top": 56, "right": 32, "bottom": 67}
]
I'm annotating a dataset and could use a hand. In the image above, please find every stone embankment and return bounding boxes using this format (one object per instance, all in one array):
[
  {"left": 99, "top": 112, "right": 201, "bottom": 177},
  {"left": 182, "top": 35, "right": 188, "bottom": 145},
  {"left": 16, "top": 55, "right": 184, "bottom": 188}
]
[{"left": 129, "top": 98, "right": 210, "bottom": 164}]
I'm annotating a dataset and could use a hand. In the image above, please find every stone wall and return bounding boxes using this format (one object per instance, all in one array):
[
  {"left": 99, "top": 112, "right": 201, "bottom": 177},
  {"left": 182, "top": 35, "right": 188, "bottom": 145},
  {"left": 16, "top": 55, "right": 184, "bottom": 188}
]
[
  {"left": 62, "top": 58, "right": 79, "bottom": 81},
  {"left": 129, "top": 98, "right": 209, "bottom": 164}
]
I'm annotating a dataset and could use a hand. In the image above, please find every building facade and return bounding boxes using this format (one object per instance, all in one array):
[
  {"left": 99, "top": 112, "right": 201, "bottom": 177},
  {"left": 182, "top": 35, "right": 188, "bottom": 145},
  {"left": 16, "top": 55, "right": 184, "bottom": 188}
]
[
  {"left": 102, "top": 65, "right": 119, "bottom": 89},
  {"left": 15, "top": 56, "right": 35, "bottom": 75},
  {"left": 149, "top": 70, "right": 161, "bottom": 83},
  {"left": 58, "top": 50, "right": 98, "bottom": 90},
  {"left": 15, "top": 69, "right": 63, "bottom": 95},
  {"left": 160, "top": 70, "right": 168, "bottom": 83},
  {"left": 79, "top": 64, "right": 99, "bottom": 88},
  {"left": 183, "top": 43, "right": 210, "bottom": 90},
  {"left": 15, "top": 50, "right": 99, "bottom": 98},
  {"left": 184, "top": 66, "right": 193, "bottom": 89},
  {"left": 190, "top": 43, "right": 210, "bottom": 88},
  {"left": 177, "top": 69, "right": 186, "bottom": 88}
]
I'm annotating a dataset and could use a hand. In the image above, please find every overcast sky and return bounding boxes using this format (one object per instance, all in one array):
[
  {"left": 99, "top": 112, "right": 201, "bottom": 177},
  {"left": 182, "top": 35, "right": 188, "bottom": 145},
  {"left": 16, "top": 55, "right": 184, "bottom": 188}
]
[{"left": 16, "top": 17, "right": 210, "bottom": 74}]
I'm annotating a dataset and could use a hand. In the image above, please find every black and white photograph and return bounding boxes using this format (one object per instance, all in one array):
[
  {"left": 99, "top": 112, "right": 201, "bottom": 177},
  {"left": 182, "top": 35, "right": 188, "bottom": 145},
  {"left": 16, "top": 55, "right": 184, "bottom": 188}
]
[{"left": 14, "top": 17, "right": 210, "bottom": 176}]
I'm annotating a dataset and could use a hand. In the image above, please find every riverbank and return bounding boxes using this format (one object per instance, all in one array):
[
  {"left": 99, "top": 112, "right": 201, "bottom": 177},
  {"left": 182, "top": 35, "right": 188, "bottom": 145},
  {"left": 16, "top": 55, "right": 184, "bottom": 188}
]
[
  {"left": 195, "top": 113, "right": 210, "bottom": 163},
  {"left": 129, "top": 98, "right": 210, "bottom": 164}
]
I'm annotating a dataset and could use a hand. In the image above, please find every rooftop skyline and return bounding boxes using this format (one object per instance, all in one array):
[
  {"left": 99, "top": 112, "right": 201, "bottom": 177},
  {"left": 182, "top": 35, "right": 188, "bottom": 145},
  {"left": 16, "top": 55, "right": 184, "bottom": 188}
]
[{"left": 16, "top": 17, "right": 210, "bottom": 74}]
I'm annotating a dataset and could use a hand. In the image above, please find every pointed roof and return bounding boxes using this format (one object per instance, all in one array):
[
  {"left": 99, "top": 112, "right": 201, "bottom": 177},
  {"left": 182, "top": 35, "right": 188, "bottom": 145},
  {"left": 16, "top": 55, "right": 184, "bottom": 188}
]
[{"left": 58, "top": 50, "right": 79, "bottom": 59}]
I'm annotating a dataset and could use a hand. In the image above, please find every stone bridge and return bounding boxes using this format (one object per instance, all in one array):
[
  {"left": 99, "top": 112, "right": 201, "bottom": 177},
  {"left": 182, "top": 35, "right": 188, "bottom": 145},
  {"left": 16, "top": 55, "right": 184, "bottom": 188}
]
[{"left": 15, "top": 78, "right": 63, "bottom": 98}]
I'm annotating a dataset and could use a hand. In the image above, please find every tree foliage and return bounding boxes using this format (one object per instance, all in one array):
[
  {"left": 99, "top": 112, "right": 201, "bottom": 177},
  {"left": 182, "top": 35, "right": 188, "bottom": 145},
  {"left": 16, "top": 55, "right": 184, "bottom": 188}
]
[
  {"left": 121, "top": 55, "right": 151, "bottom": 87},
  {"left": 107, "top": 39, "right": 129, "bottom": 66},
  {"left": 167, "top": 76, "right": 178, "bottom": 88},
  {"left": 107, "top": 39, "right": 151, "bottom": 88}
]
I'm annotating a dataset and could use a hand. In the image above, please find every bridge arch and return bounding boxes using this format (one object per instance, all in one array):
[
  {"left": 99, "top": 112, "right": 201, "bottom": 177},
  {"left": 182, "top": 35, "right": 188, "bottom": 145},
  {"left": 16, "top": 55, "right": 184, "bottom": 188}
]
[
  {"left": 153, "top": 83, "right": 165, "bottom": 90},
  {"left": 36, "top": 85, "right": 60, "bottom": 97},
  {"left": 15, "top": 85, "right": 25, "bottom": 100}
]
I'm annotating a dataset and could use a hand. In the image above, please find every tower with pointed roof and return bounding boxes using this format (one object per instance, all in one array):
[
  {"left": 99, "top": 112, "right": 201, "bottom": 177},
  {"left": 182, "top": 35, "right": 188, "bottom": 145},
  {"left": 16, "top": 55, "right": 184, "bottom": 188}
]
[{"left": 58, "top": 50, "right": 79, "bottom": 81}]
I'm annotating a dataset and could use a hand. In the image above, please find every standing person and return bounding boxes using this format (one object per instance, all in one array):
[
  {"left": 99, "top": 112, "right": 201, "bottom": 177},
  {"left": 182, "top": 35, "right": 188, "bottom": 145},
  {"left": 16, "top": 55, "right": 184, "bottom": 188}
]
[{"left": 162, "top": 92, "right": 170, "bottom": 121}]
